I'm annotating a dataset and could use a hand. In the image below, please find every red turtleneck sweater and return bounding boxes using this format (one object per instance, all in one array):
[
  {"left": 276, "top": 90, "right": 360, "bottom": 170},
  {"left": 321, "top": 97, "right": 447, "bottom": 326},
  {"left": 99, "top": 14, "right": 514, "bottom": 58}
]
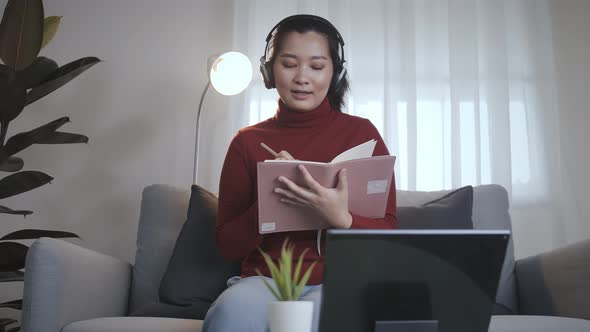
[{"left": 216, "top": 98, "right": 397, "bottom": 285}]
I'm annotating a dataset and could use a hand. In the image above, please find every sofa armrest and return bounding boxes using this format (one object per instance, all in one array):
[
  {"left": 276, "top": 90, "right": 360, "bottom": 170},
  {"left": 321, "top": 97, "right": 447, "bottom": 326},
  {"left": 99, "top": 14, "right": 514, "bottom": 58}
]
[
  {"left": 515, "top": 238, "right": 590, "bottom": 319},
  {"left": 21, "top": 238, "right": 133, "bottom": 332}
]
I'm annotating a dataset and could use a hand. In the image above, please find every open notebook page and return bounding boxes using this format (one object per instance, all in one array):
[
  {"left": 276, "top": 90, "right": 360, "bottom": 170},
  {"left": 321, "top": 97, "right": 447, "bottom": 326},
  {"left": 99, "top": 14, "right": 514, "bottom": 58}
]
[
  {"left": 330, "top": 139, "right": 377, "bottom": 163},
  {"left": 264, "top": 139, "right": 377, "bottom": 165}
]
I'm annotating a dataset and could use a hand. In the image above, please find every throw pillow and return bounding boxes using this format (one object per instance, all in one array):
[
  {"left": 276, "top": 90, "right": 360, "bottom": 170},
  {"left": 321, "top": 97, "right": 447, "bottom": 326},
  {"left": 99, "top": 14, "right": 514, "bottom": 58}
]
[
  {"left": 130, "top": 301, "right": 212, "bottom": 319},
  {"left": 157, "top": 185, "right": 241, "bottom": 319},
  {"left": 397, "top": 186, "right": 474, "bottom": 229}
]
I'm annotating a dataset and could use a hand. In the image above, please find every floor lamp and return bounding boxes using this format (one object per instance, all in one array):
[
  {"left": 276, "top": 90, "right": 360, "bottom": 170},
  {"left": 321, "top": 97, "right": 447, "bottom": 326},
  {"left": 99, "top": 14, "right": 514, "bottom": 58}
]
[{"left": 193, "top": 51, "right": 252, "bottom": 184}]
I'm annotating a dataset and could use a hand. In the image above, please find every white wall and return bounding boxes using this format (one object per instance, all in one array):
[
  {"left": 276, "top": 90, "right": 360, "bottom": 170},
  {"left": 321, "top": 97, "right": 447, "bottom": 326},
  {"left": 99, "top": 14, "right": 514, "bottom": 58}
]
[
  {"left": 550, "top": 0, "right": 590, "bottom": 245},
  {"left": 0, "top": 0, "right": 236, "bottom": 321}
]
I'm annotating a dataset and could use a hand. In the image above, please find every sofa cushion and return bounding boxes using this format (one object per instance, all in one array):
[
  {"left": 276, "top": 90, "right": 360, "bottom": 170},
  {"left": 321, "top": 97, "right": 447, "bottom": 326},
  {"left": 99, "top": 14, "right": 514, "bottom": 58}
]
[
  {"left": 397, "top": 186, "right": 473, "bottom": 229},
  {"left": 157, "top": 185, "right": 240, "bottom": 319},
  {"left": 516, "top": 239, "right": 590, "bottom": 319},
  {"left": 488, "top": 315, "right": 590, "bottom": 332},
  {"left": 62, "top": 317, "right": 202, "bottom": 332},
  {"left": 130, "top": 301, "right": 211, "bottom": 320}
]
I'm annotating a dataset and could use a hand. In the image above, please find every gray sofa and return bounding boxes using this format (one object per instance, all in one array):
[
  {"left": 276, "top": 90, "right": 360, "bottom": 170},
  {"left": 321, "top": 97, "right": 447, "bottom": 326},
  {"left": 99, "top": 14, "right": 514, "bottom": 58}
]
[{"left": 21, "top": 184, "right": 590, "bottom": 332}]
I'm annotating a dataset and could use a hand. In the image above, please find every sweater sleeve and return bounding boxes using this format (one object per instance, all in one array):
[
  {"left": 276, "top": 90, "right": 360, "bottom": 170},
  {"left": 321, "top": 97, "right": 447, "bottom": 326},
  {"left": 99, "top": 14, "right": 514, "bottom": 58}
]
[
  {"left": 216, "top": 134, "right": 263, "bottom": 260},
  {"left": 350, "top": 120, "right": 398, "bottom": 229}
]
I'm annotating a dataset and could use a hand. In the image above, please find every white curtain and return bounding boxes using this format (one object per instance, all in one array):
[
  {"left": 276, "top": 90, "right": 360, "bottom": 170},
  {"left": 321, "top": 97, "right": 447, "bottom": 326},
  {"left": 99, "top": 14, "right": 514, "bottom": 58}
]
[{"left": 217, "top": 0, "right": 581, "bottom": 258}]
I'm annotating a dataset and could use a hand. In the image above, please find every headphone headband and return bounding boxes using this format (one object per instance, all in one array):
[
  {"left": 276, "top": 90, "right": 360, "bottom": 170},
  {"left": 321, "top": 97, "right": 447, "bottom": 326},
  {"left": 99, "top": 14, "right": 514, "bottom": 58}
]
[{"left": 264, "top": 14, "right": 345, "bottom": 46}]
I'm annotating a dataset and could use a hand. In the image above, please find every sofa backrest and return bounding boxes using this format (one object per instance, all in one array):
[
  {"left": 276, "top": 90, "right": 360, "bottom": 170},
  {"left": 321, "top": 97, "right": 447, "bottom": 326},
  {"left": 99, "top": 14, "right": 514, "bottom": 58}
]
[{"left": 131, "top": 184, "right": 517, "bottom": 315}]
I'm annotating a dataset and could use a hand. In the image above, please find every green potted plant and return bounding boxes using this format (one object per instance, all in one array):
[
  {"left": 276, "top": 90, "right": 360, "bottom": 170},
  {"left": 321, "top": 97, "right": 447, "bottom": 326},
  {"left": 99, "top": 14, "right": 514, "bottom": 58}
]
[
  {"left": 0, "top": 1, "right": 100, "bottom": 330},
  {"left": 256, "top": 239, "right": 317, "bottom": 332}
]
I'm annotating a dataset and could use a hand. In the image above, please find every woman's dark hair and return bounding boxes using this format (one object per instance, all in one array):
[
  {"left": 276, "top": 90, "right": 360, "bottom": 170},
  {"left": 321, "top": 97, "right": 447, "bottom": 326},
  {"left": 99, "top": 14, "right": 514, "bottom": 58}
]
[{"left": 268, "top": 17, "right": 350, "bottom": 112}]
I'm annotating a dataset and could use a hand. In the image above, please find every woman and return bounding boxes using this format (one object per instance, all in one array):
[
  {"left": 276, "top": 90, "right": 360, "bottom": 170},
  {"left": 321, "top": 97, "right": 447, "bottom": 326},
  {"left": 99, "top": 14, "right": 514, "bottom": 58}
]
[{"left": 203, "top": 14, "right": 397, "bottom": 332}]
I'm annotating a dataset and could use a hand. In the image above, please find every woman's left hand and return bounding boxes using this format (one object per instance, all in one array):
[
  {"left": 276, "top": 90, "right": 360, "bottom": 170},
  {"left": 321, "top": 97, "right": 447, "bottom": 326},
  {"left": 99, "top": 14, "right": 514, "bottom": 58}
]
[{"left": 274, "top": 165, "right": 352, "bottom": 229}]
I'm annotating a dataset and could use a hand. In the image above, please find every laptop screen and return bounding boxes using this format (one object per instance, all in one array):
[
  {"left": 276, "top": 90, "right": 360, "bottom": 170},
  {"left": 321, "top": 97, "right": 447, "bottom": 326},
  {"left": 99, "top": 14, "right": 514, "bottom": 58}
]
[{"left": 319, "top": 229, "right": 510, "bottom": 332}]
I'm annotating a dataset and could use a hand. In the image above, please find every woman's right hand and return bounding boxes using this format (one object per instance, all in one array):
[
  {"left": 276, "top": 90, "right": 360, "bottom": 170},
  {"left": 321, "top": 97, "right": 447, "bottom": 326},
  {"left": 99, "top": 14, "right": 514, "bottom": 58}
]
[{"left": 276, "top": 150, "right": 295, "bottom": 160}]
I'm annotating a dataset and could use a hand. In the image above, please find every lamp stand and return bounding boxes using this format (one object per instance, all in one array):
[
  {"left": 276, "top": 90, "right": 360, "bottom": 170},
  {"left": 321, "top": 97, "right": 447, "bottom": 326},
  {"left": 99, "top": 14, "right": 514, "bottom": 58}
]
[{"left": 192, "top": 80, "right": 211, "bottom": 184}]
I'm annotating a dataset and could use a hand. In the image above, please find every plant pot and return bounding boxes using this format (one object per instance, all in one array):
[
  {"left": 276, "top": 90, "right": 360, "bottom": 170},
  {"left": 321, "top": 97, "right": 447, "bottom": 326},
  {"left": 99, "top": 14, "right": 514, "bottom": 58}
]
[{"left": 268, "top": 300, "right": 314, "bottom": 332}]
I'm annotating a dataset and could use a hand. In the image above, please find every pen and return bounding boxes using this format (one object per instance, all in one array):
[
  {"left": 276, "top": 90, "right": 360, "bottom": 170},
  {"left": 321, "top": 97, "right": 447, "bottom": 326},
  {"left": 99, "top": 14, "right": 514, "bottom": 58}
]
[{"left": 260, "top": 142, "right": 279, "bottom": 158}]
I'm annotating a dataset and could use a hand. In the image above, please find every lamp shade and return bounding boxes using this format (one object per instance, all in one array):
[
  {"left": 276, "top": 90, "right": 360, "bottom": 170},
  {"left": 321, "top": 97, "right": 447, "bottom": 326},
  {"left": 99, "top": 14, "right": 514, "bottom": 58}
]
[{"left": 210, "top": 51, "right": 252, "bottom": 96}]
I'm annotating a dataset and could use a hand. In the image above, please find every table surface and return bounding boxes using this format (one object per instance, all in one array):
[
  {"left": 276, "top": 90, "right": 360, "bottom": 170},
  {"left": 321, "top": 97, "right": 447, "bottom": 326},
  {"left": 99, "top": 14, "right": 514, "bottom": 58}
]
[{"left": 489, "top": 315, "right": 590, "bottom": 332}]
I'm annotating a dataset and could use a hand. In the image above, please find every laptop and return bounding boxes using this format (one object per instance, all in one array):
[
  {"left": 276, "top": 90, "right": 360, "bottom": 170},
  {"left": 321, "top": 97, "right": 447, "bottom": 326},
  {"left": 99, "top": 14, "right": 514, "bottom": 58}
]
[{"left": 319, "top": 229, "right": 510, "bottom": 332}]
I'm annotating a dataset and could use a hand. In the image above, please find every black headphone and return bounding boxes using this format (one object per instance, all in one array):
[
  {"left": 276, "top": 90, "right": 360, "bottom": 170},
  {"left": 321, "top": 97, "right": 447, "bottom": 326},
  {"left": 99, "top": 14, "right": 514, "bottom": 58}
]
[{"left": 259, "top": 14, "right": 347, "bottom": 90}]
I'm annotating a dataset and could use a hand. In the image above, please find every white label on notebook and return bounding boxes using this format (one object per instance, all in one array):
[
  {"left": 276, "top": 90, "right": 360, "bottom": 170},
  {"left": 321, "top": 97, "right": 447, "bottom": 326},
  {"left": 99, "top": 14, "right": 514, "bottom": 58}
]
[
  {"left": 367, "top": 180, "right": 388, "bottom": 194},
  {"left": 261, "top": 222, "right": 276, "bottom": 232}
]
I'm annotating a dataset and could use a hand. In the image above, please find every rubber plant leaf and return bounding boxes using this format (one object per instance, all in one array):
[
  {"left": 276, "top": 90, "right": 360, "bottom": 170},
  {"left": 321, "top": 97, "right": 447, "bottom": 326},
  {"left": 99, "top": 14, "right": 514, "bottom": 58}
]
[
  {"left": 36, "top": 132, "right": 88, "bottom": 144},
  {"left": 15, "top": 56, "right": 58, "bottom": 89},
  {"left": 0, "top": 0, "right": 44, "bottom": 70},
  {"left": 0, "top": 318, "right": 17, "bottom": 328},
  {"left": 0, "top": 170, "right": 53, "bottom": 199},
  {"left": 0, "top": 205, "right": 32, "bottom": 216},
  {"left": 0, "top": 242, "right": 28, "bottom": 271},
  {"left": 0, "top": 299, "right": 22, "bottom": 310},
  {"left": 0, "top": 271, "right": 24, "bottom": 283},
  {"left": 0, "top": 157, "right": 23, "bottom": 172},
  {"left": 1, "top": 229, "right": 80, "bottom": 241},
  {"left": 0, "top": 65, "right": 26, "bottom": 126},
  {"left": 4, "top": 116, "right": 69, "bottom": 156},
  {"left": 25, "top": 57, "right": 100, "bottom": 106},
  {"left": 40, "top": 16, "right": 61, "bottom": 49}
]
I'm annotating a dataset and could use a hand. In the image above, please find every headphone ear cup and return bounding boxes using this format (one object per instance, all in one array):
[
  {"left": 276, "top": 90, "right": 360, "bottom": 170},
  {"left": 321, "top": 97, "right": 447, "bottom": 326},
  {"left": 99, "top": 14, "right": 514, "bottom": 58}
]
[
  {"left": 259, "top": 59, "right": 274, "bottom": 89},
  {"left": 332, "top": 65, "right": 346, "bottom": 91}
]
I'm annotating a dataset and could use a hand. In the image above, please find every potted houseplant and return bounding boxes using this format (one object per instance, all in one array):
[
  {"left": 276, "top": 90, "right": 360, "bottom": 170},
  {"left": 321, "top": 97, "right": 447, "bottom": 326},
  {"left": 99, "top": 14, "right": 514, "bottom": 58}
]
[
  {"left": 0, "top": 0, "right": 100, "bottom": 330},
  {"left": 257, "top": 239, "right": 317, "bottom": 332}
]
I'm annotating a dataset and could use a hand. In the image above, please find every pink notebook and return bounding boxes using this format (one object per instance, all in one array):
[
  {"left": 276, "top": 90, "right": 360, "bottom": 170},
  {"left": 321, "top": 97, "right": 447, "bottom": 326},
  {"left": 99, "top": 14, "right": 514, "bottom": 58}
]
[{"left": 257, "top": 154, "right": 396, "bottom": 234}]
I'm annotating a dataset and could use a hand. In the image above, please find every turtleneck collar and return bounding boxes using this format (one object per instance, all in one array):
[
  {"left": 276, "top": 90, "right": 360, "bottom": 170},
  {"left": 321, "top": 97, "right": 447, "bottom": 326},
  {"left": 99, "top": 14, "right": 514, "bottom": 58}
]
[{"left": 275, "top": 97, "right": 335, "bottom": 128}]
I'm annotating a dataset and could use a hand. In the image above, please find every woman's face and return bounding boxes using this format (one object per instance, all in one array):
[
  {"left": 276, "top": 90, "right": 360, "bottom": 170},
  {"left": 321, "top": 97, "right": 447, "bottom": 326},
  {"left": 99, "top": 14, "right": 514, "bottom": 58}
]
[{"left": 272, "top": 31, "right": 334, "bottom": 112}]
